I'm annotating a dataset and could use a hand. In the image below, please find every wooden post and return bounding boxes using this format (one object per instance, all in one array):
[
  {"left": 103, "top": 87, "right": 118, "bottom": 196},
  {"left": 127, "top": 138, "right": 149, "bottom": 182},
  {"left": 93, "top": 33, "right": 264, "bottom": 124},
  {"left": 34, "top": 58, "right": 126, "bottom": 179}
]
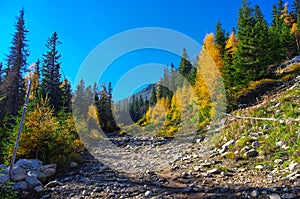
[{"left": 9, "top": 65, "right": 33, "bottom": 181}]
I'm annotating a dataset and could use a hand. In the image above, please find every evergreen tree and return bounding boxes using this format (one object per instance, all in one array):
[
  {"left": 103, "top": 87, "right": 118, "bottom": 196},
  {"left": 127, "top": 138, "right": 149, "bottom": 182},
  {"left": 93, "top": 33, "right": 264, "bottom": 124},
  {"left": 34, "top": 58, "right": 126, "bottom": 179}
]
[
  {"left": 215, "top": 21, "right": 227, "bottom": 56},
  {"left": 60, "top": 79, "right": 72, "bottom": 113},
  {"left": 178, "top": 48, "right": 194, "bottom": 84},
  {"left": 40, "top": 32, "right": 63, "bottom": 113},
  {"left": 149, "top": 85, "right": 157, "bottom": 106},
  {"left": 0, "top": 9, "right": 29, "bottom": 121},
  {"left": 232, "top": 1, "right": 272, "bottom": 86}
]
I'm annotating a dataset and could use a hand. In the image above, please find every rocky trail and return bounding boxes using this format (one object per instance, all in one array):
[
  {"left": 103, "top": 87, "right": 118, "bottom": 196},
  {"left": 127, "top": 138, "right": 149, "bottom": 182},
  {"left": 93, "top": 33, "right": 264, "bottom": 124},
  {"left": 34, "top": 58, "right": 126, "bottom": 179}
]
[{"left": 36, "top": 133, "right": 300, "bottom": 199}]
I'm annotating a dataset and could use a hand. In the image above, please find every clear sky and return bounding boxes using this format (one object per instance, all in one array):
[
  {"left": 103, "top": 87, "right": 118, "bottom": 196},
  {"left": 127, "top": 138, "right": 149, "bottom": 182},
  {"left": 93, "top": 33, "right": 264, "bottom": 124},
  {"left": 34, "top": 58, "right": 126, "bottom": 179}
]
[{"left": 0, "top": 0, "right": 294, "bottom": 101}]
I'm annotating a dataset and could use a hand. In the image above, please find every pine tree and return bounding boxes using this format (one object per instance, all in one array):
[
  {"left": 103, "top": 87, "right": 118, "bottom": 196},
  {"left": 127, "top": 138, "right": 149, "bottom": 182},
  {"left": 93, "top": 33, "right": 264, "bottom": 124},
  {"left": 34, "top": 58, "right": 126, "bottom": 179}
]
[
  {"left": 178, "top": 48, "right": 194, "bottom": 84},
  {"left": 215, "top": 21, "right": 227, "bottom": 56},
  {"left": 1, "top": 9, "right": 29, "bottom": 120},
  {"left": 232, "top": 1, "right": 272, "bottom": 86},
  {"left": 149, "top": 85, "right": 157, "bottom": 106},
  {"left": 60, "top": 79, "right": 72, "bottom": 113},
  {"left": 40, "top": 32, "right": 63, "bottom": 113}
]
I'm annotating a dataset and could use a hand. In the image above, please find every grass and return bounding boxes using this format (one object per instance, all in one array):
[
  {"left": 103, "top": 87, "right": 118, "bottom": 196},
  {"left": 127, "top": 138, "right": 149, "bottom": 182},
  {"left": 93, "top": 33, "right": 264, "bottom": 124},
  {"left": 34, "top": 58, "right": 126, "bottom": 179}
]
[{"left": 217, "top": 77, "right": 300, "bottom": 167}]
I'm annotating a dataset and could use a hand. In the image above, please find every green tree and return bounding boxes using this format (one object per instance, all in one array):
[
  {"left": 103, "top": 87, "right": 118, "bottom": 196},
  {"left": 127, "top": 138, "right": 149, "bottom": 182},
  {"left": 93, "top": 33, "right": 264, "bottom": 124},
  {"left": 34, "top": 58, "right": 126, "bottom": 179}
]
[
  {"left": 40, "top": 32, "right": 63, "bottom": 113},
  {"left": 232, "top": 1, "right": 272, "bottom": 87},
  {"left": 149, "top": 85, "right": 157, "bottom": 106},
  {"left": 0, "top": 9, "right": 29, "bottom": 121},
  {"left": 215, "top": 21, "right": 227, "bottom": 56}
]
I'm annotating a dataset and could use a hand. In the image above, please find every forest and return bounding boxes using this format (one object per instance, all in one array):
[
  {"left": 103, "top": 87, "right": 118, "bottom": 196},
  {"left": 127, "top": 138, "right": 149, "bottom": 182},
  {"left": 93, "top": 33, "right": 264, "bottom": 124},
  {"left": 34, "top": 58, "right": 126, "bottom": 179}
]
[{"left": 0, "top": 0, "right": 300, "bottom": 180}]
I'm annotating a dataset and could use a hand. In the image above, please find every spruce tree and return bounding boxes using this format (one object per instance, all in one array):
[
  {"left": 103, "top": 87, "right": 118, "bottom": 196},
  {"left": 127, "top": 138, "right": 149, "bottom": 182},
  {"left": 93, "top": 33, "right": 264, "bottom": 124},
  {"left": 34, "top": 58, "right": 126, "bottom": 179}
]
[
  {"left": 40, "top": 32, "right": 63, "bottom": 113},
  {"left": 149, "top": 85, "right": 157, "bottom": 106},
  {"left": 1, "top": 9, "right": 29, "bottom": 120},
  {"left": 215, "top": 21, "right": 227, "bottom": 56}
]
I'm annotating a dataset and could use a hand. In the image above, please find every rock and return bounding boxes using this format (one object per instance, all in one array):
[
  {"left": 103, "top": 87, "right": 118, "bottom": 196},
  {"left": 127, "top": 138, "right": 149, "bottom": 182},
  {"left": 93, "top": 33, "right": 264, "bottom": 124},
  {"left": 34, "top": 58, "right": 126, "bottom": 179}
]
[
  {"left": 255, "top": 165, "right": 264, "bottom": 170},
  {"left": 181, "top": 172, "right": 191, "bottom": 179},
  {"left": 193, "top": 166, "right": 201, "bottom": 172},
  {"left": 252, "top": 141, "right": 260, "bottom": 148},
  {"left": 34, "top": 185, "right": 43, "bottom": 193},
  {"left": 183, "top": 186, "right": 192, "bottom": 192},
  {"left": 10, "top": 166, "right": 27, "bottom": 182},
  {"left": 38, "top": 164, "right": 56, "bottom": 177},
  {"left": 274, "top": 159, "right": 284, "bottom": 164},
  {"left": 207, "top": 168, "right": 221, "bottom": 175},
  {"left": 25, "top": 176, "right": 42, "bottom": 190},
  {"left": 241, "top": 146, "right": 251, "bottom": 153},
  {"left": 269, "top": 193, "right": 281, "bottom": 199},
  {"left": 82, "top": 190, "right": 90, "bottom": 196},
  {"left": 13, "top": 181, "right": 27, "bottom": 190},
  {"left": 0, "top": 174, "right": 9, "bottom": 183},
  {"left": 289, "top": 162, "right": 298, "bottom": 172},
  {"left": 70, "top": 162, "right": 78, "bottom": 168},
  {"left": 263, "top": 124, "right": 270, "bottom": 130},
  {"left": 144, "top": 190, "right": 153, "bottom": 197},
  {"left": 251, "top": 189, "right": 259, "bottom": 197},
  {"left": 44, "top": 180, "right": 63, "bottom": 188},
  {"left": 14, "top": 159, "right": 43, "bottom": 171},
  {"left": 281, "top": 193, "right": 297, "bottom": 199},
  {"left": 27, "top": 170, "right": 46, "bottom": 182},
  {"left": 244, "top": 149, "right": 259, "bottom": 157},
  {"left": 276, "top": 141, "right": 284, "bottom": 147},
  {"left": 219, "top": 139, "right": 235, "bottom": 154}
]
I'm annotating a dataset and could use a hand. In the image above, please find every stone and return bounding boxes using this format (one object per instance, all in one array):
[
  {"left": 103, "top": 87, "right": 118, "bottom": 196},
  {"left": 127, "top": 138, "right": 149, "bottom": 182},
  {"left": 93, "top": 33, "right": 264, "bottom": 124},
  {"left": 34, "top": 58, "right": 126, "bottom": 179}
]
[
  {"left": 70, "top": 162, "right": 78, "bottom": 168},
  {"left": 144, "top": 190, "right": 153, "bottom": 197},
  {"left": 183, "top": 186, "right": 192, "bottom": 192},
  {"left": 0, "top": 174, "right": 9, "bottom": 183},
  {"left": 255, "top": 165, "right": 264, "bottom": 170},
  {"left": 263, "top": 124, "right": 270, "bottom": 130},
  {"left": 13, "top": 181, "right": 27, "bottom": 190},
  {"left": 207, "top": 168, "right": 221, "bottom": 175},
  {"left": 281, "top": 193, "right": 297, "bottom": 199},
  {"left": 34, "top": 185, "right": 43, "bottom": 193},
  {"left": 250, "top": 189, "right": 259, "bottom": 197},
  {"left": 269, "top": 193, "right": 281, "bottom": 199},
  {"left": 44, "top": 180, "right": 63, "bottom": 188},
  {"left": 25, "top": 176, "right": 42, "bottom": 190},
  {"left": 15, "top": 159, "right": 42, "bottom": 170},
  {"left": 10, "top": 166, "right": 27, "bottom": 182},
  {"left": 252, "top": 141, "right": 260, "bottom": 148},
  {"left": 289, "top": 162, "right": 298, "bottom": 172},
  {"left": 276, "top": 141, "right": 284, "bottom": 147},
  {"left": 219, "top": 139, "right": 235, "bottom": 154},
  {"left": 38, "top": 164, "right": 57, "bottom": 177},
  {"left": 221, "top": 151, "right": 234, "bottom": 159},
  {"left": 274, "top": 159, "right": 284, "bottom": 164},
  {"left": 27, "top": 170, "right": 46, "bottom": 182},
  {"left": 244, "top": 149, "right": 259, "bottom": 157}
]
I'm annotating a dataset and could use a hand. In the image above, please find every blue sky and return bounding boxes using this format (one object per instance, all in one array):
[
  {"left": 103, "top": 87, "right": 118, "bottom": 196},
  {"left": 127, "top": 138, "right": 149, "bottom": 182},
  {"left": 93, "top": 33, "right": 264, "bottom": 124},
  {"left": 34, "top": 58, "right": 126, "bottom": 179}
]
[{"left": 0, "top": 0, "right": 294, "bottom": 100}]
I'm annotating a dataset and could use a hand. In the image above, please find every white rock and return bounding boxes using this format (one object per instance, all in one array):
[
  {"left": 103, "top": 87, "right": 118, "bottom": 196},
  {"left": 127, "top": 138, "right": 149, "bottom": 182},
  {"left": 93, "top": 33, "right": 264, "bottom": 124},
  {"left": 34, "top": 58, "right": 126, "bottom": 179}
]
[
  {"left": 144, "top": 190, "right": 153, "bottom": 197},
  {"left": 250, "top": 189, "right": 259, "bottom": 197},
  {"left": 207, "top": 168, "right": 221, "bottom": 174},
  {"left": 255, "top": 165, "right": 264, "bottom": 170},
  {"left": 274, "top": 159, "right": 283, "bottom": 164},
  {"left": 289, "top": 162, "right": 298, "bottom": 171},
  {"left": 276, "top": 141, "right": 283, "bottom": 147},
  {"left": 269, "top": 193, "right": 281, "bottom": 199}
]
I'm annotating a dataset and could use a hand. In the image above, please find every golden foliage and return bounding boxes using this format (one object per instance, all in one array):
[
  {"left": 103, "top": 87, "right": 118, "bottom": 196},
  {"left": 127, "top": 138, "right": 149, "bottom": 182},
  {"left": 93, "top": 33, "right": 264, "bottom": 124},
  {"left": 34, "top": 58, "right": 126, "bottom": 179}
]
[
  {"left": 16, "top": 97, "right": 83, "bottom": 168},
  {"left": 225, "top": 31, "right": 238, "bottom": 55},
  {"left": 203, "top": 33, "right": 223, "bottom": 70}
]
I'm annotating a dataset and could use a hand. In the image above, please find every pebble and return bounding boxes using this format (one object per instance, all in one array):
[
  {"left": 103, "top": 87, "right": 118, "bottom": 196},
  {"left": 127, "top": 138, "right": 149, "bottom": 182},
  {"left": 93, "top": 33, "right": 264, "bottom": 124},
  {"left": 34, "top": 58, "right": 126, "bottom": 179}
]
[
  {"left": 144, "top": 190, "right": 153, "bottom": 197},
  {"left": 250, "top": 189, "right": 259, "bottom": 197},
  {"left": 269, "top": 193, "right": 281, "bottom": 199}
]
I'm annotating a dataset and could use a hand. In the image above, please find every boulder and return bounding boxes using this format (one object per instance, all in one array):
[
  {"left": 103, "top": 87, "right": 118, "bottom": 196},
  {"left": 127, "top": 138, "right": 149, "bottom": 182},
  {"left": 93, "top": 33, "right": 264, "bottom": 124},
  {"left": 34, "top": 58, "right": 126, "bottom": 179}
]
[
  {"left": 38, "top": 164, "right": 57, "bottom": 177},
  {"left": 25, "top": 176, "right": 42, "bottom": 190},
  {"left": 9, "top": 165, "right": 27, "bottom": 182},
  {"left": 14, "top": 159, "right": 43, "bottom": 171},
  {"left": 13, "top": 181, "right": 27, "bottom": 190}
]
